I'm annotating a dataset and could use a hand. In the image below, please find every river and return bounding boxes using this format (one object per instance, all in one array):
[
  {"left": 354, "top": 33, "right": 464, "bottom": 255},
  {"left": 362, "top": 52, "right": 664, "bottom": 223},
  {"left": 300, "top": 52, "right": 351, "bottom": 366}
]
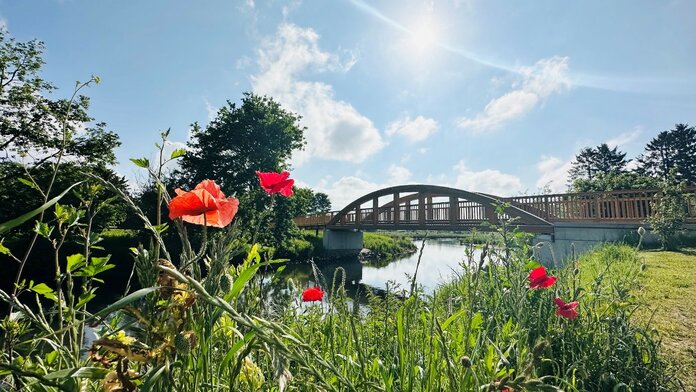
[{"left": 266, "top": 238, "right": 482, "bottom": 303}]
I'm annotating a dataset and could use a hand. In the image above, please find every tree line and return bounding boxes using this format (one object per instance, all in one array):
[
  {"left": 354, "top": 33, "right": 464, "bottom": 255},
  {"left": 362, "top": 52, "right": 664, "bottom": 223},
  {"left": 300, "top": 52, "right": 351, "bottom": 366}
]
[{"left": 567, "top": 124, "right": 696, "bottom": 192}]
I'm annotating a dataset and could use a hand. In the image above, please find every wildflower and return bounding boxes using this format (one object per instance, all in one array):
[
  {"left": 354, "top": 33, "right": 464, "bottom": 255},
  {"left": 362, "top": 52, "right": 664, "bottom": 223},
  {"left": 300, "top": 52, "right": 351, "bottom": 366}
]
[
  {"left": 554, "top": 297, "right": 579, "bottom": 319},
  {"left": 168, "top": 179, "right": 239, "bottom": 227},
  {"left": 528, "top": 266, "right": 557, "bottom": 289},
  {"left": 256, "top": 170, "right": 294, "bottom": 197},
  {"left": 302, "top": 286, "right": 325, "bottom": 302}
]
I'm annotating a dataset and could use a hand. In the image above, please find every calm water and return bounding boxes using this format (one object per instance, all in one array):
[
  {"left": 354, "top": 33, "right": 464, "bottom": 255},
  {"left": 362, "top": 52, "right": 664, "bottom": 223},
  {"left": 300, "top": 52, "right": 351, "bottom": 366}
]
[{"left": 268, "top": 238, "right": 482, "bottom": 301}]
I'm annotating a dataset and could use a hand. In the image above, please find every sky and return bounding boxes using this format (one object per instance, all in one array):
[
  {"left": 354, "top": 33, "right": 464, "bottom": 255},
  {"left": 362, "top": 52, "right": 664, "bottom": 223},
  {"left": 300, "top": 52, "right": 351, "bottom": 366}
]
[{"left": 2, "top": 0, "right": 695, "bottom": 209}]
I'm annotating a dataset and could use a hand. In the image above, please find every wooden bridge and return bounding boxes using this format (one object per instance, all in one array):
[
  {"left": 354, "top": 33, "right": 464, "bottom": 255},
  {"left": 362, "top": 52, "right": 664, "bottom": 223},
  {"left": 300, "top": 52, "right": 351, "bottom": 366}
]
[{"left": 294, "top": 185, "right": 696, "bottom": 234}]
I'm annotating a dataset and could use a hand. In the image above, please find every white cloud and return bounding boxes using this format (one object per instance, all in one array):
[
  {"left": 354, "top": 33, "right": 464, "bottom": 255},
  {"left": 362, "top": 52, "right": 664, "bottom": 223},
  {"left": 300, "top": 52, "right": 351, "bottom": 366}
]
[
  {"left": 251, "top": 24, "right": 383, "bottom": 165},
  {"left": 203, "top": 98, "right": 217, "bottom": 122},
  {"left": 606, "top": 128, "right": 641, "bottom": 148},
  {"left": 385, "top": 115, "right": 438, "bottom": 142},
  {"left": 450, "top": 161, "right": 524, "bottom": 196},
  {"left": 313, "top": 164, "right": 413, "bottom": 209},
  {"left": 315, "top": 161, "right": 526, "bottom": 209},
  {"left": 457, "top": 56, "right": 571, "bottom": 132},
  {"left": 535, "top": 155, "right": 572, "bottom": 193}
]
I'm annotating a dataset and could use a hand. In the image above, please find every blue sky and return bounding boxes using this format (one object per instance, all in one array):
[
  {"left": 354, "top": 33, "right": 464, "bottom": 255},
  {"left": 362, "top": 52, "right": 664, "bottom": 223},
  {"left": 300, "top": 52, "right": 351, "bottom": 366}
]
[{"left": 2, "top": 0, "right": 695, "bottom": 208}]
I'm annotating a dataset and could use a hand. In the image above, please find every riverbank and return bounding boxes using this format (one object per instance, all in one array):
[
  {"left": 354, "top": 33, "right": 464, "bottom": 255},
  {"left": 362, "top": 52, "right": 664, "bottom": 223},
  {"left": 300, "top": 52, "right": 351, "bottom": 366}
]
[{"left": 636, "top": 249, "right": 696, "bottom": 391}]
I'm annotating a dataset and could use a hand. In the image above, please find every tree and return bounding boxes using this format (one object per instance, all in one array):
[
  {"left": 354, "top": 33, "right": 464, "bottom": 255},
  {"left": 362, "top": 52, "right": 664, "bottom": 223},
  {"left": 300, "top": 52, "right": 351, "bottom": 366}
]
[
  {"left": 310, "top": 192, "right": 332, "bottom": 213},
  {"left": 176, "top": 93, "right": 306, "bottom": 246},
  {"left": 647, "top": 171, "right": 690, "bottom": 250},
  {"left": 289, "top": 188, "right": 332, "bottom": 217},
  {"left": 0, "top": 31, "right": 127, "bottom": 234},
  {"left": 636, "top": 124, "right": 696, "bottom": 185},
  {"left": 569, "top": 143, "right": 628, "bottom": 182}
]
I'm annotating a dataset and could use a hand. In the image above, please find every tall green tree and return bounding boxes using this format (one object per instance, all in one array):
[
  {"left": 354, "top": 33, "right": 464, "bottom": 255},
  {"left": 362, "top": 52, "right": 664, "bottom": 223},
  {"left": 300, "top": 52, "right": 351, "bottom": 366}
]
[
  {"left": 569, "top": 143, "right": 628, "bottom": 182},
  {"left": 0, "top": 31, "right": 127, "bottom": 233},
  {"left": 310, "top": 192, "right": 332, "bottom": 213},
  {"left": 176, "top": 93, "right": 306, "bottom": 246},
  {"left": 289, "top": 188, "right": 332, "bottom": 217},
  {"left": 636, "top": 123, "right": 696, "bottom": 185}
]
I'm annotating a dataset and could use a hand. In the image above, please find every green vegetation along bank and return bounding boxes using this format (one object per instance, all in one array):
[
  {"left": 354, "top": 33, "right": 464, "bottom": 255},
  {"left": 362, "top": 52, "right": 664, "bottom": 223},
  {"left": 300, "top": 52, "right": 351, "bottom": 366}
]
[{"left": 279, "top": 231, "right": 417, "bottom": 263}]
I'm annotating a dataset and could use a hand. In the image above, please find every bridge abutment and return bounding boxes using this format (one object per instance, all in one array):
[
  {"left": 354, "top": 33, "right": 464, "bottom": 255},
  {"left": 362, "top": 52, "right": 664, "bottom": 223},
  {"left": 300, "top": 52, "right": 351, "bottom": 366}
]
[
  {"left": 533, "top": 223, "right": 696, "bottom": 264},
  {"left": 323, "top": 229, "right": 363, "bottom": 252}
]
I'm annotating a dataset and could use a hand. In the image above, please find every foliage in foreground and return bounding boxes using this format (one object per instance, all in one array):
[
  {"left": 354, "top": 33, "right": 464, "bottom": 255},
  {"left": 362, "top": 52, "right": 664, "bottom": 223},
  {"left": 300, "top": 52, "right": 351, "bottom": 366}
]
[{"left": 0, "top": 200, "right": 679, "bottom": 391}]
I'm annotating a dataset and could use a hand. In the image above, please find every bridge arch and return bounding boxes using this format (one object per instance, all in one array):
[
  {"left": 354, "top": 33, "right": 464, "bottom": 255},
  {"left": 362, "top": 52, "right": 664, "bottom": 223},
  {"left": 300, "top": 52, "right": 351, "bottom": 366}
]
[{"left": 327, "top": 184, "right": 553, "bottom": 233}]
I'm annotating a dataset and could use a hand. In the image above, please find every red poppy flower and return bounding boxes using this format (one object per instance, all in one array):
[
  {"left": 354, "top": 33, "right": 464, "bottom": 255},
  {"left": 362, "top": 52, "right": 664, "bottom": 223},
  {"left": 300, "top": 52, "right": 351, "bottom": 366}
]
[
  {"left": 168, "top": 180, "right": 239, "bottom": 228},
  {"left": 302, "top": 287, "right": 325, "bottom": 302},
  {"left": 528, "top": 266, "right": 557, "bottom": 289},
  {"left": 256, "top": 171, "right": 294, "bottom": 197},
  {"left": 554, "top": 297, "right": 579, "bottom": 319}
]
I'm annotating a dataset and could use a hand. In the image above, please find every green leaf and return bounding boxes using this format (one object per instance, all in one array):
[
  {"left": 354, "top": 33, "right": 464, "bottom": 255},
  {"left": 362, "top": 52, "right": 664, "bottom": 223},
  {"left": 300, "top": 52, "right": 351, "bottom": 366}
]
[
  {"left": 0, "top": 182, "right": 83, "bottom": 235},
  {"left": 31, "top": 283, "right": 57, "bottom": 302},
  {"left": 44, "top": 366, "right": 110, "bottom": 380},
  {"left": 129, "top": 157, "right": 150, "bottom": 169},
  {"left": 220, "top": 331, "right": 256, "bottom": 372},
  {"left": 0, "top": 241, "right": 10, "bottom": 256},
  {"left": 153, "top": 223, "right": 169, "bottom": 234},
  {"left": 442, "top": 309, "right": 467, "bottom": 330},
  {"left": 18, "top": 178, "right": 41, "bottom": 191},
  {"left": 227, "top": 265, "right": 261, "bottom": 301},
  {"left": 76, "top": 292, "right": 96, "bottom": 309},
  {"left": 33, "top": 221, "right": 53, "bottom": 239},
  {"left": 470, "top": 312, "right": 484, "bottom": 331},
  {"left": 141, "top": 364, "right": 167, "bottom": 392},
  {"left": 92, "top": 287, "right": 158, "bottom": 319},
  {"left": 66, "top": 254, "right": 86, "bottom": 273},
  {"left": 525, "top": 260, "right": 542, "bottom": 270},
  {"left": 170, "top": 148, "right": 186, "bottom": 159},
  {"left": 45, "top": 351, "right": 57, "bottom": 365}
]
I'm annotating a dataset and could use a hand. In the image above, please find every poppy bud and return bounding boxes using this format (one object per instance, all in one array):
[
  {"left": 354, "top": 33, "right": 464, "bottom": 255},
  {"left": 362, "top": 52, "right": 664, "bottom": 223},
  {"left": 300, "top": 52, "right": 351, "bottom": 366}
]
[
  {"left": 459, "top": 355, "right": 472, "bottom": 368},
  {"left": 174, "top": 333, "right": 191, "bottom": 354},
  {"left": 219, "top": 273, "right": 231, "bottom": 293}
]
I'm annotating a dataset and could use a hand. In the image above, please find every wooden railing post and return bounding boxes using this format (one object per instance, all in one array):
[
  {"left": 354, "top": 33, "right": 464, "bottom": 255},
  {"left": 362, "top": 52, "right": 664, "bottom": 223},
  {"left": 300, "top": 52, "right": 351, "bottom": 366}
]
[
  {"left": 373, "top": 198, "right": 379, "bottom": 225},
  {"left": 355, "top": 204, "right": 361, "bottom": 225},
  {"left": 418, "top": 193, "right": 425, "bottom": 225},
  {"left": 393, "top": 192, "right": 400, "bottom": 224},
  {"left": 449, "top": 196, "right": 458, "bottom": 224}
]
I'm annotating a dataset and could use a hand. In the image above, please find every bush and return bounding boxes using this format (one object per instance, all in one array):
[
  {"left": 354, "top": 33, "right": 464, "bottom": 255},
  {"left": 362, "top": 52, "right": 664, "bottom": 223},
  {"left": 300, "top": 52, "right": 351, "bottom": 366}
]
[{"left": 648, "top": 174, "right": 691, "bottom": 250}]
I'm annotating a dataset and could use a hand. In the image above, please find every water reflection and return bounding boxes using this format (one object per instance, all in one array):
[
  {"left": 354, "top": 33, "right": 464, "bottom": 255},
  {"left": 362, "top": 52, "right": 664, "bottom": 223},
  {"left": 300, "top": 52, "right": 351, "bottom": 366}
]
[{"left": 268, "top": 239, "right": 478, "bottom": 302}]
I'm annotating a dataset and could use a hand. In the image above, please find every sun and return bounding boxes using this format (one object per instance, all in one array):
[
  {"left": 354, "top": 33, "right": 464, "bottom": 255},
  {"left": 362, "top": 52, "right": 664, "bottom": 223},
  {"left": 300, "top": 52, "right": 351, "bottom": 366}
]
[{"left": 409, "top": 18, "right": 439, "bottom": 53}]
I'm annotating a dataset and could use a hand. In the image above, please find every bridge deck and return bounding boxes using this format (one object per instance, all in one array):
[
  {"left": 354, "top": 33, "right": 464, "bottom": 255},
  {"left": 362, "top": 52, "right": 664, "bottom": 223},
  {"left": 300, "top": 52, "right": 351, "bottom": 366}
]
[{"left": 295, "top": 187, "right": 696, "bottom": 232}]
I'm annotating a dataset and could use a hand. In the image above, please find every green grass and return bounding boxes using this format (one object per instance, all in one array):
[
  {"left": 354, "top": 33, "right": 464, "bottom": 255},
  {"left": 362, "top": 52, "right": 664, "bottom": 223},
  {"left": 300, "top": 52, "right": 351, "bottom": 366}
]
[{"left": 636, "top": 249, "right": 696, "bottom": 391}]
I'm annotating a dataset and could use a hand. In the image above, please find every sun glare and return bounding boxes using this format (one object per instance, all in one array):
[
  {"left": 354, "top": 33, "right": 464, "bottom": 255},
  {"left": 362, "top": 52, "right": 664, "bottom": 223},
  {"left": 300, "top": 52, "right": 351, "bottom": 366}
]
[{"left": 411, "top": 22, "right": 437, "bottom": 52}]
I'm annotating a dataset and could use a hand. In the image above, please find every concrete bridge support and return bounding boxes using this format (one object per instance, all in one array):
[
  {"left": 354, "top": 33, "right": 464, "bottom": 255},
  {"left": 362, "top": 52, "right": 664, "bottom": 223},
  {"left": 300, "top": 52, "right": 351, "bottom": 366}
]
[{"left": 323, "top": 229, "right": 363, "bottom": 251}]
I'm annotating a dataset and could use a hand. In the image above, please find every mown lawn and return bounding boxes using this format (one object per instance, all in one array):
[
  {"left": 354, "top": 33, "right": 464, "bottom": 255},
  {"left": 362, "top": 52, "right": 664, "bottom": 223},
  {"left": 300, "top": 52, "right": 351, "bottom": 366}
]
[{"left": 637, "top": 249, "right": 696, "bottom": 391}]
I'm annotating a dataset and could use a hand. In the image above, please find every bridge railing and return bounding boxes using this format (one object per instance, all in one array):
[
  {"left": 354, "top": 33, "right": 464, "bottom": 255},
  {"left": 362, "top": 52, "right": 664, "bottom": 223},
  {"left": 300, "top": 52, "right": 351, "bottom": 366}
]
[
  {"left": 506, "top": 187, "right": 696, "bottom": 223},
  {"left": 294, "top": 187, "right": 696, "bottom": 228}
]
